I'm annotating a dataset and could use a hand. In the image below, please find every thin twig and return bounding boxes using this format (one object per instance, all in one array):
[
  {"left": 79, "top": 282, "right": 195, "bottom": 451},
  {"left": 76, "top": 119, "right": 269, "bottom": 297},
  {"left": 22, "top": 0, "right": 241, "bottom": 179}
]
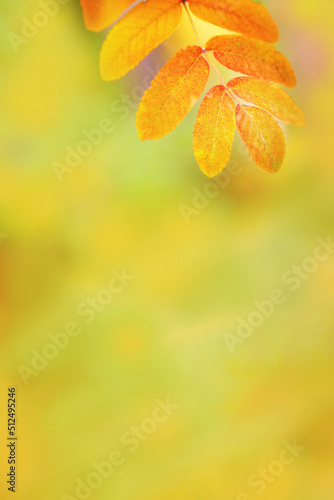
[{"left": 182, "top": 1, "right": 227, "bottom": 89}]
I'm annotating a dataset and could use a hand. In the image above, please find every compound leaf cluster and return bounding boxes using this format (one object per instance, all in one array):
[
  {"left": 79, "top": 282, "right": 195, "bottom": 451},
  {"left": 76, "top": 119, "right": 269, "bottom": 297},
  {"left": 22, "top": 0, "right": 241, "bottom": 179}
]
[{"left": 80, "top": 0, "right": 305, "bottom": 177}]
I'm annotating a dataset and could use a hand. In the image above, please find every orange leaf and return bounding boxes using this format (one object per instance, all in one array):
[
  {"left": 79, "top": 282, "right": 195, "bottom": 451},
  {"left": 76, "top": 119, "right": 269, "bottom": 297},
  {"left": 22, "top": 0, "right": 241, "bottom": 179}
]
[
  {"left": 206, "top": 35, "right": 297, "bottom": 88},
  {"left": 189, "top": 0, "right": 278, "bottom": 43},
  {"left": 193, "top": 86, "right": 236, "bottom": 177},
  {"left": 80, "top": 0, "right": 134, "bottom": 32},
  {"left": 235, "top": 104, "right": 285, "bottom": 173},
  {"left": 100, "top": 0, "right": 182, "bottom": 81},
  {"left": 136, "top": 46, "right": 210, "bottom": 141},
  {"left": 228, "top": 77, "right": 305, "bottom": 126}
]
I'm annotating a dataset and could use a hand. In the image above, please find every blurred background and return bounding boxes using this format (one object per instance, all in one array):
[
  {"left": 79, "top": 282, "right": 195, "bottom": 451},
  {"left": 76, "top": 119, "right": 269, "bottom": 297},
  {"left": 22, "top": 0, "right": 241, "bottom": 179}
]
[{"left": 0, "top": 0, "right": 333, "bottom": 499}]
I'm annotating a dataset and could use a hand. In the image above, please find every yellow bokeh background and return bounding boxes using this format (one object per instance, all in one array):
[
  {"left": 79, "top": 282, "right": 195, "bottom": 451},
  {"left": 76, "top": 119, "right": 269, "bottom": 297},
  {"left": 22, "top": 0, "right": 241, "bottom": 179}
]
[{"left": 0, "top": 1, "right": 333, "bottom": 499}]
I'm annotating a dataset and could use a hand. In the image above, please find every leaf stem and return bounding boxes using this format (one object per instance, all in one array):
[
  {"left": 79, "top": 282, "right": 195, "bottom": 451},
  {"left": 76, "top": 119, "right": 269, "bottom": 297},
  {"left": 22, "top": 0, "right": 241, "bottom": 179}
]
[{"left": 182, "top": 1, "right": 227, "bottom": 89}]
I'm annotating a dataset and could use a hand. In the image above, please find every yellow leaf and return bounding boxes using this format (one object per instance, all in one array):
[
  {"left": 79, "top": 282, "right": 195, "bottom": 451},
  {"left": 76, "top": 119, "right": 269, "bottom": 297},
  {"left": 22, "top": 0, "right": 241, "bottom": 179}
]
[
  {"left": 206, "top": 35, "right": 297, "bottom": 88},
  {"left": 136, "top": 46, "right": 210, "bottom": 141},
  {"left": 228, "top": 77, "right": 305, "bottom": 126},
  {"left": 193, "top": 86, "right": 236, "bottom": 177},
  {"left": 80, "top": 0, "right": 134, "bottom": 32},
  {"left": 235, "top": 104, "right": 286, "bottom": 173},
  {"left": 189, "top": 0, "right": 278, "bottom": 43},
  {"left": 100, "top": 0, "right": 182, "bottom": 81}
]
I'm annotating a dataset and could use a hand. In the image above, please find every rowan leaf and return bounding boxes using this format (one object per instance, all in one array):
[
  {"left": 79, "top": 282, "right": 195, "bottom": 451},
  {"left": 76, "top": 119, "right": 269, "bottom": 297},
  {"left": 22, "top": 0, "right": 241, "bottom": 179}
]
[
  {"left": 193, "top": 86, "right": 236, "bottom": 177},
  {"left": 235, "top": 104, "right": 286, "bottom": 173},
  {"left": 80, "top": 0, "right": 135, "bottom": 32},
  {"left": 228, "top": 77, "right": 305, "bottom": 126},
  {"left": 206, "top": 35, "right": 297, "bottom": 88},
  {"left": 80, "top": 0, "right": 301, "bottom": 177},
  {"left": 136, "top": 46, "right": 210, "bottom": 141},
  {"left": 100, "top": 0, "right": 182, "bottom": 81},
  {"left": 189, "top": 0, "right": 278, "bottom": 43}
]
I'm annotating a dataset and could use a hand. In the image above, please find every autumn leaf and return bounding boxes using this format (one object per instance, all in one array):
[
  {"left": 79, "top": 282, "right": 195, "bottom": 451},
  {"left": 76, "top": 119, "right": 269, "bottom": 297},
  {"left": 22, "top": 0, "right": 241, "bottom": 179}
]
[
  {"left": 235, "top": 104, "right": 286, "bottom": 173},
  {"left": 228, "top": 77, "right": 305, "bottom": 126},
  {"left": 100, "top": 0, "right": 182, "bottom": 81},
  {"left": 193, "top": 86, "right": 236, "bottom": 177},
  {"left": 206, "top": 35, "right": 297, "bottom": 88},
  {"left": 80, "top": 0, "right": 134, "bottom": 32},
  {"left": 136, "top": 46, "right": 210, "bottom": 141},
  {"left": 188, "top": 0, "right": 278, "bottom": 43}
]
